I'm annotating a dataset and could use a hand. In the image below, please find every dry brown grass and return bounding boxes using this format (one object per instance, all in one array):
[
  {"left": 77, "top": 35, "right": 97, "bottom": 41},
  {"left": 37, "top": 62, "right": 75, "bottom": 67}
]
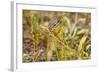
[{"left": 22, "top": 10, "right": 91, "bottom": 63}]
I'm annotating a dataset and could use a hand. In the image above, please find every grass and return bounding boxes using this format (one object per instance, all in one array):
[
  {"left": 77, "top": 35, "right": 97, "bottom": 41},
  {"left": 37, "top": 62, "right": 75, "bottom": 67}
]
[{"left": 23, "top": 10, "right": 91, "bottom": 63}]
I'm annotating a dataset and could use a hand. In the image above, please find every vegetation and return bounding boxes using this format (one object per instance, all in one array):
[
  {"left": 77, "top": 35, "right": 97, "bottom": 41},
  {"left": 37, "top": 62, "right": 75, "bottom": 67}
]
[{"left": 23, "top": 10, "right": 91, "bottom": 63}]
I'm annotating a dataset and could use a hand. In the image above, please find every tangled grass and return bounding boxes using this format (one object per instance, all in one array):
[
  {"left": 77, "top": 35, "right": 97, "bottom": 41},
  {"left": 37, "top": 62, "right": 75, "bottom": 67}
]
[{"left": 23, "top": 10, "right": 91, "bottom": 63}]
